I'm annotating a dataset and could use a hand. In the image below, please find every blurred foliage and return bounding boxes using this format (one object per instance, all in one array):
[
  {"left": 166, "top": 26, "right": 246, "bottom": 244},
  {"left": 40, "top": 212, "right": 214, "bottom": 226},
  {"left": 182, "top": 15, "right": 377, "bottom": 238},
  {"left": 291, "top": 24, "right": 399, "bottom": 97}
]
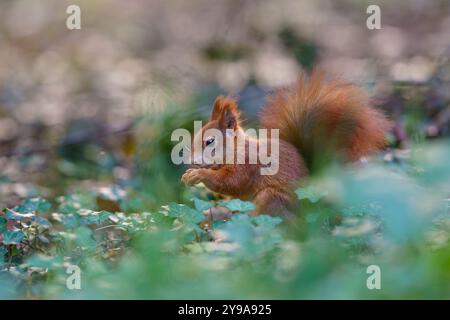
[
  {"left": 1, "top": 0, "right": 450, "bottom": 300},
  {"left": 1, "top": 140, "right": 450, "bottom": 299},
  {"left": 279, "top": 26, "right": 318, "bottom": 71}
]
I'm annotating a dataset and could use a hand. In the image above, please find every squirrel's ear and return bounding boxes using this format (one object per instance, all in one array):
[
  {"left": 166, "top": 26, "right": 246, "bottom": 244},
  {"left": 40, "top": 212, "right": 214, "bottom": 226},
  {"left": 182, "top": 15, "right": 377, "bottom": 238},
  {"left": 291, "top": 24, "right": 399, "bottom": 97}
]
[
  {"left": 218, "top": 98, "right": 240, "bottom": 130},
  {"left": 210, "top": 96, "right": 224, "bottom": 121}
]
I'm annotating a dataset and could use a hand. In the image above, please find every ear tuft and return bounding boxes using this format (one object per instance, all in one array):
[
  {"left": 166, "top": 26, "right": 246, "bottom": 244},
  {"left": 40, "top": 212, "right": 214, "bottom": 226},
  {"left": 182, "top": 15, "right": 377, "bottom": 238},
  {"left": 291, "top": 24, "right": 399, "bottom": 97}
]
[
  {"left": 210, "top": 96, "right": 240, "bottom": 130},
  {"left": 210, "top": 96, "right": 225, "bottom": 121}
]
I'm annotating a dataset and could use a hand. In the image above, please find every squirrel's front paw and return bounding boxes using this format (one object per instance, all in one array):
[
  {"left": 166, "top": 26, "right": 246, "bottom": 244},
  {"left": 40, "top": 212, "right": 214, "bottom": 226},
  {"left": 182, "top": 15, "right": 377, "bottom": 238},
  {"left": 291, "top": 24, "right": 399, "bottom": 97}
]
[{"left": 181, "top": 168, "right": 204, "bottom": 186}]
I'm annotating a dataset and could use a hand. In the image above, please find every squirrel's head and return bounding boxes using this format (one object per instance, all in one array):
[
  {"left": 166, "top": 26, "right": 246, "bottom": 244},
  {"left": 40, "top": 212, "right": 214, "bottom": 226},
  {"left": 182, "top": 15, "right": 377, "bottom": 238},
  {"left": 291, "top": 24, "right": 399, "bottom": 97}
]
[{"left": 191, "top": 96, "right": 242, "bottom": 169}]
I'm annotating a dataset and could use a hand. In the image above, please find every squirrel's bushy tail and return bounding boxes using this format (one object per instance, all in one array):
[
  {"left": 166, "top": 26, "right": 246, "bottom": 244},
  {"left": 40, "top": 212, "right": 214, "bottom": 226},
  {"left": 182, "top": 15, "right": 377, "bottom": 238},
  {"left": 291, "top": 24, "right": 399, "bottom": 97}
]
[{"left": 260, "top": 71, "right": 391, "bottom": 171}]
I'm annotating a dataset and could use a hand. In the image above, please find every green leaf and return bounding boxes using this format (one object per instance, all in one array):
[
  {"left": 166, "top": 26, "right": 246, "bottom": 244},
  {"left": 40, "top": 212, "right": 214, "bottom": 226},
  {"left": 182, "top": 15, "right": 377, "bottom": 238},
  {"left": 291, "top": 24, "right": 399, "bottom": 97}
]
[
  {"left": 26, "top": 254, "right": 62, "bottom": 269},
  {"left": 74, "top": 227, "right": 97, "bottom": 249},
  {"left": 52, "top": 213, "right": 80, "bottom": 229},
  {"left": 5, "top": 208, "right": 34, "bottom": 220},
  {"left": 192, "top": 198, "right": 214, "bottom": 212},
  {"left": 0, "top": 217, "right": 6, "bottom": 232},
  {"left": 218, "top": 199, "right": 256, "bottom": 212},
  {"left": 2, "top": 230, "right": 25, "bottom": 245},
  {"left": 164, "top": 203, "right": 204, "bottom": 224},
  {"left": 252, "top": 215, "right": 282, "bottom": 227},
  {"left": 218, "top": 214, "right": 254, "bottom": 243},
  {"left": 295, "top": 187, "right": 328, "bottom": 203},
  {"left": 0, "top": 246, "right": 7, "bottom": 257},
  {"left": 15, "top": 197, "right": 51, "bottom": 213},
  {"left": 33, "top": 216, "right": 51, "bottom": 228},
  {"left": 81, "top": 210, "right": 111, "bottom": 225}
]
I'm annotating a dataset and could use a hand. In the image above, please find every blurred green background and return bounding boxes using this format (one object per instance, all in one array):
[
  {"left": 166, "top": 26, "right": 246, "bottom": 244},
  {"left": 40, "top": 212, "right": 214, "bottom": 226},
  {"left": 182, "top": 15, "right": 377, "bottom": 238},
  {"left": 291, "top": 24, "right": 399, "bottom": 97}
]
[{"left": 0, "top": 0, "right": 450, "bottom": 299}]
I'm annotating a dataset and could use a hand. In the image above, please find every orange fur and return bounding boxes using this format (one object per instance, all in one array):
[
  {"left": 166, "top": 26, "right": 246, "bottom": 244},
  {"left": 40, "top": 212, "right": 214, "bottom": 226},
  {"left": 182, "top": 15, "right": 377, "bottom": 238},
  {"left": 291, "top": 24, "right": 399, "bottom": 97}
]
[
  {"left": 182, "top": 71, "right": 392, "bottom": 217},
  {"left": 260, "top": 71, "right": 392, "bottom": 167}
]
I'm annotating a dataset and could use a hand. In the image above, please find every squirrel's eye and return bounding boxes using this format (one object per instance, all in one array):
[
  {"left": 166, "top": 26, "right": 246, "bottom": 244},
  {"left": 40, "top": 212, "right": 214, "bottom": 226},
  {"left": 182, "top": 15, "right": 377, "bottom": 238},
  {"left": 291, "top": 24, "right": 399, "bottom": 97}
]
[{"left": 205, "top": 137, "right": 215, "bottom": 146}]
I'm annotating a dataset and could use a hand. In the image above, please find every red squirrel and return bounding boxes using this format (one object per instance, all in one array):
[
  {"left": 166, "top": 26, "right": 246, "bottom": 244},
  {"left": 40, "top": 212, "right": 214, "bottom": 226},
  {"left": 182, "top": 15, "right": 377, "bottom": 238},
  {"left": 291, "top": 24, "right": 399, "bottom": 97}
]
[{"left": 181, "top": 71, "right": 391, "bottom": 217}]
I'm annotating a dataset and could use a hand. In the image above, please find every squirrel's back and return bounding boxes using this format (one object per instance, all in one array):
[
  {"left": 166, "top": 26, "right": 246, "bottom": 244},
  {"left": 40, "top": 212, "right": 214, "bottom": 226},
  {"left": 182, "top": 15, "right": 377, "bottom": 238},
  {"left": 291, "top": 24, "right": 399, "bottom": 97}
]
[{"left": 260, "top": 71, "right": 391, "bottom": 170}]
